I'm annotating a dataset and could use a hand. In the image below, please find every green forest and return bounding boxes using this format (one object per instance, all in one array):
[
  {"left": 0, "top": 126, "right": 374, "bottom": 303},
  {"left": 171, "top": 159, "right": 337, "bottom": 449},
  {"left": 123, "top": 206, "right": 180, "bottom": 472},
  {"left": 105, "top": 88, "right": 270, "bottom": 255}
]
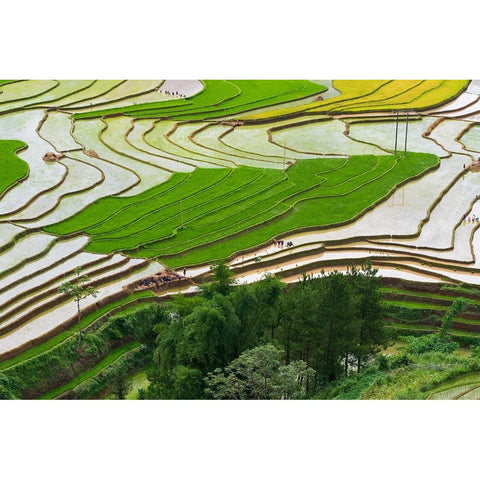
[
  {"left": 3, "top": 261, "right": 480, "bottom": 400},
  {"left": 120, "top": 262, "right": 390, "bottom": 399}
]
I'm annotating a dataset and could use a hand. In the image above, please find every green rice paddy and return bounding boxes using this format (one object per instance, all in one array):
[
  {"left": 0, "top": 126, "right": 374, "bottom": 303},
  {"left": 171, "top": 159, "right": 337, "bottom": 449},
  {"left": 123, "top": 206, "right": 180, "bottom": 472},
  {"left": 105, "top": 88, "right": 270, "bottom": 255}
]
[
  {"left": 0, "top": 140, "right": 28, "bottom": 196},
  {"left": 44, "top": 151, "right": 439, "bottom": 267},
  {"left": 72, "top": 80, "right": 327, "bottom": 121}
]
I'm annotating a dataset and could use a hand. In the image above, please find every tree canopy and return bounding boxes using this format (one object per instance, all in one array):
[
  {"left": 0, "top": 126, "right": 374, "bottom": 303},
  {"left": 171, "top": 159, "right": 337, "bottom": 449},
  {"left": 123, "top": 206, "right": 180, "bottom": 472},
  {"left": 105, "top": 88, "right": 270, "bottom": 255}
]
[{"left": 141, "top": 262, "right": 388, "bottom": 399}]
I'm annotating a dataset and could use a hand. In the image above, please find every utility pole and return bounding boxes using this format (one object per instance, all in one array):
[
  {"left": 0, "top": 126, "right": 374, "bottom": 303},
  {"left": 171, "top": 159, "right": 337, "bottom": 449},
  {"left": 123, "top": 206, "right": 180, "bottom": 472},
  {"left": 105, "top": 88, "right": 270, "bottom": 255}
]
[
  {"left": 394, "top": 111, "right": 399, "bottom": 154},
  {"left": 404, "top": 110, "right": 409, "bottom": 157}
]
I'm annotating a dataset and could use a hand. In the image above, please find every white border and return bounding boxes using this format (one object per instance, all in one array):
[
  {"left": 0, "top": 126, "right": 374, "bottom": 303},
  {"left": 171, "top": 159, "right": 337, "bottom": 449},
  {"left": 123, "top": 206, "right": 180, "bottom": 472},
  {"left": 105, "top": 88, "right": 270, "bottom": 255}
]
[
  {"left": 1, "top": 0, "right": 478, "bottom": 78},
  {"left": 1, "top": 0, "right": 479, "bottom": 477}
]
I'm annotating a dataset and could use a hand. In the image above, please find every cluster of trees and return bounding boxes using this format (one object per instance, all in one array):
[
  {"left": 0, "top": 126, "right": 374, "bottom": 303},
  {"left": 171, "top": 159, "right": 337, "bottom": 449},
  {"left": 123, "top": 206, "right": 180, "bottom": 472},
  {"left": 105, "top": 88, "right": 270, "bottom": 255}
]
[
  {"left": 205, "top": 344, "right": 315, "bottom": 399},
  {"left": 138, "top": 262, "right": 389, "bottom": 399}
]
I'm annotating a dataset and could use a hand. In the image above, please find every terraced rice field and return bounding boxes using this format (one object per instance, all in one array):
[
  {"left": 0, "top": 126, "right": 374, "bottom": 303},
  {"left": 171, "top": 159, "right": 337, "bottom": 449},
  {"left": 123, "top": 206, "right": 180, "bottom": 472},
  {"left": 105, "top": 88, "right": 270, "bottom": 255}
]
[
  {"left": 72, "top": 80, "right": 328, "bottom": 120},
  {"left": 428, "top": 372, "right": 480, "bottom": 399},
  {"left": 3, "top": 78, "right": 480, "bottom": 382},
  {"left": 40, "top": 341, "right": 141, "bottom": 399},
  {"left": 44, "top": 152, "right": 438, "bottom": 266}
]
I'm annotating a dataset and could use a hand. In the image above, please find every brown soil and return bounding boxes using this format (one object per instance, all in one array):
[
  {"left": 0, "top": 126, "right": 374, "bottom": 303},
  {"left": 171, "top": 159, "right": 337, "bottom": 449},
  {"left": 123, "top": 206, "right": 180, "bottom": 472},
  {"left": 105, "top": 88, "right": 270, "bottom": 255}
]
[
  {"left": 131, "top": 269, "right": 195, "bottom": 293},
  {"left": 42, "top": 151, "right": 64, "bottom": 162},
  {"left": 85, "top": 149, "right": 99, "bottom": 158},
  {"left": 221, "top": 120, "right": 244, "bottom": 127},
  {"left": 469, "top": 161, "right": 480, "bottom": 172}
]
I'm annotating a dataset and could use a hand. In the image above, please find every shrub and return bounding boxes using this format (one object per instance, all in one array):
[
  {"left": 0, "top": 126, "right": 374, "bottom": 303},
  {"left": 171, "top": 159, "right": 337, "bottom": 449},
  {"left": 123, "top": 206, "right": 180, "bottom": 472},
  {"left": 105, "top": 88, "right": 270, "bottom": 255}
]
[
  {"left": 401, "top": 334, "right": 459, "bottom": 355},
  {"left": 389, "top": 352, "right": 411, "bottom": 369},
  {"left": 0, "top": 373, "right": 19, "bottom": 399},
  {"left": 376, "top": 354, "right": 390, "bottom": 370}
]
